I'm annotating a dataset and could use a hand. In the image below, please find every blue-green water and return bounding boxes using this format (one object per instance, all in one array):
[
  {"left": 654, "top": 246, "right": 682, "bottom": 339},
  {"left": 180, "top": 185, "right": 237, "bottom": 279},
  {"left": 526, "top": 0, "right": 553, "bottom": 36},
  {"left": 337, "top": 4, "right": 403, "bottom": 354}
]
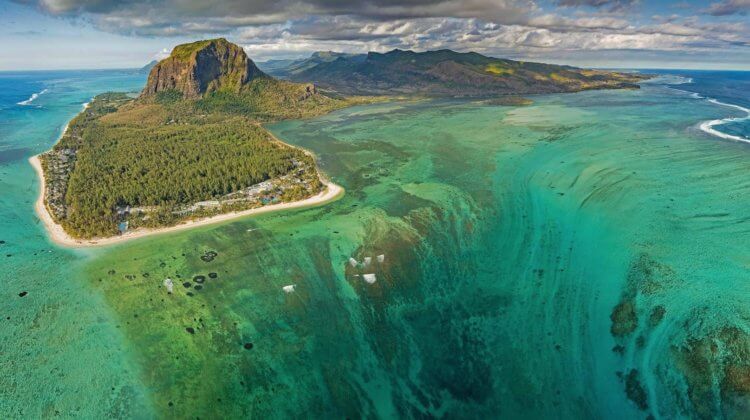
[
  {"left": 1, "top": 70, "right": 749, "bottom": 418},
  {"left": 0, "top": 70, "right": 152, "bottom": 417}
]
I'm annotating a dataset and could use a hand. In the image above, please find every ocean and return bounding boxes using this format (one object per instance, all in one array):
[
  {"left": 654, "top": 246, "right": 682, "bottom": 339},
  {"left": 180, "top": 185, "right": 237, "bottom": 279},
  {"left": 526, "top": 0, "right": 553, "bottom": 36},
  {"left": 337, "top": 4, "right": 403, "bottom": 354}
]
[{"left": 1, "top": 69, "right": 749, "bottom": 418}]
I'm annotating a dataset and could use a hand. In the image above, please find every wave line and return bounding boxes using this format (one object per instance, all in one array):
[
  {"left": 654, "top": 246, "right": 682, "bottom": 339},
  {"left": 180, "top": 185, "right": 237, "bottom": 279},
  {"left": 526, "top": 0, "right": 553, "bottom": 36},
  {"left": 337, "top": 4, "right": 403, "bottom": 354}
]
[
  {"left": 699, "top": 98, "right": 750, "bottom": 143},
  {"left": 17, "top": 88, "right": 48, "bottom": 106}
]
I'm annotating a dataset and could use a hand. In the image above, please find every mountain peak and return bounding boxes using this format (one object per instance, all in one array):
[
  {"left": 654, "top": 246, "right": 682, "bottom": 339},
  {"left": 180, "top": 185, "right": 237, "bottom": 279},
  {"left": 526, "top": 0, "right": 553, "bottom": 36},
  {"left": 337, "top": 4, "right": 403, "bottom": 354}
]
[{"left": 141, "top": 38, "right": 267, "bottom": 98}]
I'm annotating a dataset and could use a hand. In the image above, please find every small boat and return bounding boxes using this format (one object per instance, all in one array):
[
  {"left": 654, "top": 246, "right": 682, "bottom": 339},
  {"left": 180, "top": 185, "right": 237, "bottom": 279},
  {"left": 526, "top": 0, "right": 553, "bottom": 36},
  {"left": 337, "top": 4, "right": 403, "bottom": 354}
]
[
  {"left": 363, "top": 274, "right": 376, "bottom": 284},
  {"left": 349, "top": 257, "right": 358, "bottom": 267},
  {"left": 282, "top": 284, "right": 296, "bottom": 293}
]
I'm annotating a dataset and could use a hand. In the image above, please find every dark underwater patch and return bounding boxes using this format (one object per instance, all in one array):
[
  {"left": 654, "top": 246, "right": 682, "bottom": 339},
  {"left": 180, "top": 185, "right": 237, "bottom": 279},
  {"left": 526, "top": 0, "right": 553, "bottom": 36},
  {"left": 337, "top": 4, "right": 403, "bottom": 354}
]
[{"left": 0, "top": 147, "right": 30, "bottom": 164}]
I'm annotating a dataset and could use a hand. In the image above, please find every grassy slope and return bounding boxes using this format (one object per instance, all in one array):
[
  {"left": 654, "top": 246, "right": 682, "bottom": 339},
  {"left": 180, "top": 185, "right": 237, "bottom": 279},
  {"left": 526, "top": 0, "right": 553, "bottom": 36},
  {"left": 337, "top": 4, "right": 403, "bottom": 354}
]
[{"left": 170, "top": 39, "right": 217, "bottom": 61}]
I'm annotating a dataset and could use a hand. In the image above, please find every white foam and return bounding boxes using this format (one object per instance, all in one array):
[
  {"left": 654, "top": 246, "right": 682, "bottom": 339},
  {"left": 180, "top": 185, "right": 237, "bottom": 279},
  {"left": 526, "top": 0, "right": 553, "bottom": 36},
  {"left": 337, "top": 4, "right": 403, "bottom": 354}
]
[
  {"left": 644, "top": 75, "right": 693, "bottom": 86},
  {"left": 676, "top": 77, "right": 693, "bottom": 85},
  {"left": 669, "top": 77, "right": 750, "bottom": 143},
  {"left": 17, "top": 88, "right": 48, "bottom": 106},
  {"left": 698, "top": 98, "right": 750, "bottom": 143}
]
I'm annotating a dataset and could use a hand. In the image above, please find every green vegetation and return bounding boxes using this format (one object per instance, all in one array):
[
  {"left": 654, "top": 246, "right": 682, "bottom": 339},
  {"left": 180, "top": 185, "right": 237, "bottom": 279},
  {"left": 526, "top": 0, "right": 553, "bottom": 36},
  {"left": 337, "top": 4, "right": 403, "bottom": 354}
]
[
  {"left": 484, "top": 62, "right": 514, "bottom": 75},
  {"left": 276, "top": 48, "right": 649, "bottom": 96},
  {"left": 154, "top": 89, "right": 183, "bottom": 105},
  {"left": 171, "top": 39, "right": 218, "bottom": 61},
  {"left": 196, "top": 78, "right": 355, "bottom": 120},
  {"left": 61, "top": 117, "right": 309, "bottom": 237}
]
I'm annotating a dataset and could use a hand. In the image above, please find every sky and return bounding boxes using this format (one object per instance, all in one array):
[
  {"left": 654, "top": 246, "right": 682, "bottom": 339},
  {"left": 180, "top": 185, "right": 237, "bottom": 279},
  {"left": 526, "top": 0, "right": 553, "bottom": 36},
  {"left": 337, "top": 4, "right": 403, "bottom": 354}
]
[{"left": 1, "top": 0, "right": 749, "bottom": 71}]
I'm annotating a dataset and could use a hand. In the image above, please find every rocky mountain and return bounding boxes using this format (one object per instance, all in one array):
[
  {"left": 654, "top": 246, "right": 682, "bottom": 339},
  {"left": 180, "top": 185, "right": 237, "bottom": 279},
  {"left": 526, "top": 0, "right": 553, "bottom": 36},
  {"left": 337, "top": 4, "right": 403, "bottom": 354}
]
[
  {"left": 141, "top": 38, "right": 267, "bottom": 98},
  {"left": 273, "top": 49, "right": 647, "bottom": 97}
]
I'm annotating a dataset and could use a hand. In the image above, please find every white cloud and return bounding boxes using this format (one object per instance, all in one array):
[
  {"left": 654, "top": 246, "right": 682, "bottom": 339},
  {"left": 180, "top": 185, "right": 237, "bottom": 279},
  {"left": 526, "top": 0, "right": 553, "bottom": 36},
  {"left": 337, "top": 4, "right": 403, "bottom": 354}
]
[{"left": 12, "top": 0, "right": 750, "bottom": 66}]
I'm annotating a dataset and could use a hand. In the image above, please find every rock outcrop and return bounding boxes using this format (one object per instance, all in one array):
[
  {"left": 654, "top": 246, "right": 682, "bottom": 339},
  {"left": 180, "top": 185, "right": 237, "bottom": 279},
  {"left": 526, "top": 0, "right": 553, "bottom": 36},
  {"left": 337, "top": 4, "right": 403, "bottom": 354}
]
[{"left": 141, "top": 38, "right": 267, "bottom": 98}]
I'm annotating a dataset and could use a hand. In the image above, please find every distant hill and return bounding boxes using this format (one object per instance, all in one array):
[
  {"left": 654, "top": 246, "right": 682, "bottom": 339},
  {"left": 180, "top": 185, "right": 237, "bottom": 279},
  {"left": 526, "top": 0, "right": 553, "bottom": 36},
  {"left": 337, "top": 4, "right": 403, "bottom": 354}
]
[
  {"left": 138, "top": 60, "right": 158, "bottom": 74},
  {"left": 272, "top": 49, "right": 647, "bottom": 96},
  {"left": 256, "top": 58, "right": 301, "bottom": 74},
  {"left": 260, "top": 51, "right": 364, "bottom": 77}
]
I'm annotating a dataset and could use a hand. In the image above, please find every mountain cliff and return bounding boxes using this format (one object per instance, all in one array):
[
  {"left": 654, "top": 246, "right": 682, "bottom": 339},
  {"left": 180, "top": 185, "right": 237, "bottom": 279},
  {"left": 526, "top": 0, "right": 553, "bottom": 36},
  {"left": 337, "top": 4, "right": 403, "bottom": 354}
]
[
  {"left": 141, "top": 38, "right": 267, "bottom": 98},
  {"left": 271, "top": 49, "right": 648, "bottom": 96}
]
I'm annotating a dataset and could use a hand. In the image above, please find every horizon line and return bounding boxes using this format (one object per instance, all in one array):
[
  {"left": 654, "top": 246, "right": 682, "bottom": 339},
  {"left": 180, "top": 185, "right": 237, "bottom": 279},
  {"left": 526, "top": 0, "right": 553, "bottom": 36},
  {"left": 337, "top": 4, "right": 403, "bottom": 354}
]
[{"left": 2, "top": 65, "right": 750, "bottom": 73}]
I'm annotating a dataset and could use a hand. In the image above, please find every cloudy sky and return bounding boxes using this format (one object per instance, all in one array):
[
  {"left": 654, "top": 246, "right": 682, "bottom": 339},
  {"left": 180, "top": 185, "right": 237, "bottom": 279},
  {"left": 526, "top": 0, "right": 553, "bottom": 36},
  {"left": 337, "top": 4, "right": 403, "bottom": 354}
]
[{"left": 1, "top": 0, "right": 749, "bottom": 70}]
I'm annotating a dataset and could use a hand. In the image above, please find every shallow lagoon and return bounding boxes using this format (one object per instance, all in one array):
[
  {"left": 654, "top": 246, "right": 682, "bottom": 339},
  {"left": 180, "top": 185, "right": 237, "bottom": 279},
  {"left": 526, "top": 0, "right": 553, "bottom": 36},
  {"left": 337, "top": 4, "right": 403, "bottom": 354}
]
[{"left": 2, "top": 72, "right": 749, "bottom": 418}]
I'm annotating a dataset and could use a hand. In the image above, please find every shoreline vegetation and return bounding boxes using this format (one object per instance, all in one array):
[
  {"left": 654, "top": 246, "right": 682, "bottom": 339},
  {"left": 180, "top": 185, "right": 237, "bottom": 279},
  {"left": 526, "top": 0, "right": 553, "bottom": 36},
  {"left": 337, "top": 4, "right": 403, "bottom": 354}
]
[{"left": 30, "top": 152, "right": 344, "bottom": 248}]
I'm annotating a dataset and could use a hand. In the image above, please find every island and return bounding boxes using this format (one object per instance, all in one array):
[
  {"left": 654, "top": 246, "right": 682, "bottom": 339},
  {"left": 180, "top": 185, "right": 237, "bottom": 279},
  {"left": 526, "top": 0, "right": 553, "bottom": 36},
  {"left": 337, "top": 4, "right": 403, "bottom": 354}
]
[{"left": 32, "top": 38, "right": 647, "bottom": 247}]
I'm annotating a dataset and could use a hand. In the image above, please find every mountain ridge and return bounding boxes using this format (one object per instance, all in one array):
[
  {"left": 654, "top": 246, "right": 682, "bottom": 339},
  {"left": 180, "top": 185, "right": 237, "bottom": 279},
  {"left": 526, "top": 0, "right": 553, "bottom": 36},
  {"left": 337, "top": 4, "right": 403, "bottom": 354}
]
[{"left": 264, "top": 48, "right": 647, "bottom": 96}]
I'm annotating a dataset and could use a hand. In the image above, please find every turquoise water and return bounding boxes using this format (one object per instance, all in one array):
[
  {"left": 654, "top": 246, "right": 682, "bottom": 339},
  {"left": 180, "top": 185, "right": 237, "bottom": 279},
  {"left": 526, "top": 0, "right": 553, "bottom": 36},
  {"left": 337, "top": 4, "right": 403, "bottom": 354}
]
[
  {"left": 2, "top": 70, "right": 750, "bottom": 418},
  {"left": 0, "top": 71, "right": 152, "bottom": 417}
]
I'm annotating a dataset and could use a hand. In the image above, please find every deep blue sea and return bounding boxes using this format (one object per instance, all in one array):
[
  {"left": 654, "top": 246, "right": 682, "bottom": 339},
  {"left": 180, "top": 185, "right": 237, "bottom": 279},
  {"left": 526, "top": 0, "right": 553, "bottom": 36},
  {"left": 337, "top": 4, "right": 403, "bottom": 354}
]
[{"left": 660, "top": 70, "right": 750, "bottom": 142}]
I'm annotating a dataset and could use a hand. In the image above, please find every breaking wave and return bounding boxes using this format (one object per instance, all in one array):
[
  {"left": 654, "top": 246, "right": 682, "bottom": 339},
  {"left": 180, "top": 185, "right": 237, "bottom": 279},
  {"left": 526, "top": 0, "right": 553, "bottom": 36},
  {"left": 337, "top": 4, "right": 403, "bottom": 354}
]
[
  {"left": 17, "top": 88, "right": 48, "bottom": 106},
  {"left": 698, "top": 99, "right": 750, "bottom": 143},
  {"left": 659, "top": 74, "right": 750, "bottom": 143}
]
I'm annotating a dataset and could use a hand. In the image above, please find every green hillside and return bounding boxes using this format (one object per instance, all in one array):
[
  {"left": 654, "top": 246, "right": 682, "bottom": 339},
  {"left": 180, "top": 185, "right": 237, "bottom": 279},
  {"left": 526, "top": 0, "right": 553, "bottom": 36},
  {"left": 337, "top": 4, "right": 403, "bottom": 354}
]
[{"left": 274, "top": 49, "right": 648, "bottom": 96}]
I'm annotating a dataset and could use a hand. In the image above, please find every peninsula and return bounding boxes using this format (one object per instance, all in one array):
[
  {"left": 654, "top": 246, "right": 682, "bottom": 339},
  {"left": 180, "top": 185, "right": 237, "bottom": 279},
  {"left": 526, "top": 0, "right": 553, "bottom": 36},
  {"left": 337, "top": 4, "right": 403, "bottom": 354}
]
[{"left": 33, "top": 38, "right": 356, "bottom": 246}]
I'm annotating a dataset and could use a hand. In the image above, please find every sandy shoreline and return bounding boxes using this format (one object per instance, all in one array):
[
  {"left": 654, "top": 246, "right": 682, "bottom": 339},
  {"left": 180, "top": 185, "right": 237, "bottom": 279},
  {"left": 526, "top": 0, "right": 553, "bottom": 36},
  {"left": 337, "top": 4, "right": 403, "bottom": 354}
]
[{"left": 30, "top": 152, "right": 343, "bottom": 248}]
